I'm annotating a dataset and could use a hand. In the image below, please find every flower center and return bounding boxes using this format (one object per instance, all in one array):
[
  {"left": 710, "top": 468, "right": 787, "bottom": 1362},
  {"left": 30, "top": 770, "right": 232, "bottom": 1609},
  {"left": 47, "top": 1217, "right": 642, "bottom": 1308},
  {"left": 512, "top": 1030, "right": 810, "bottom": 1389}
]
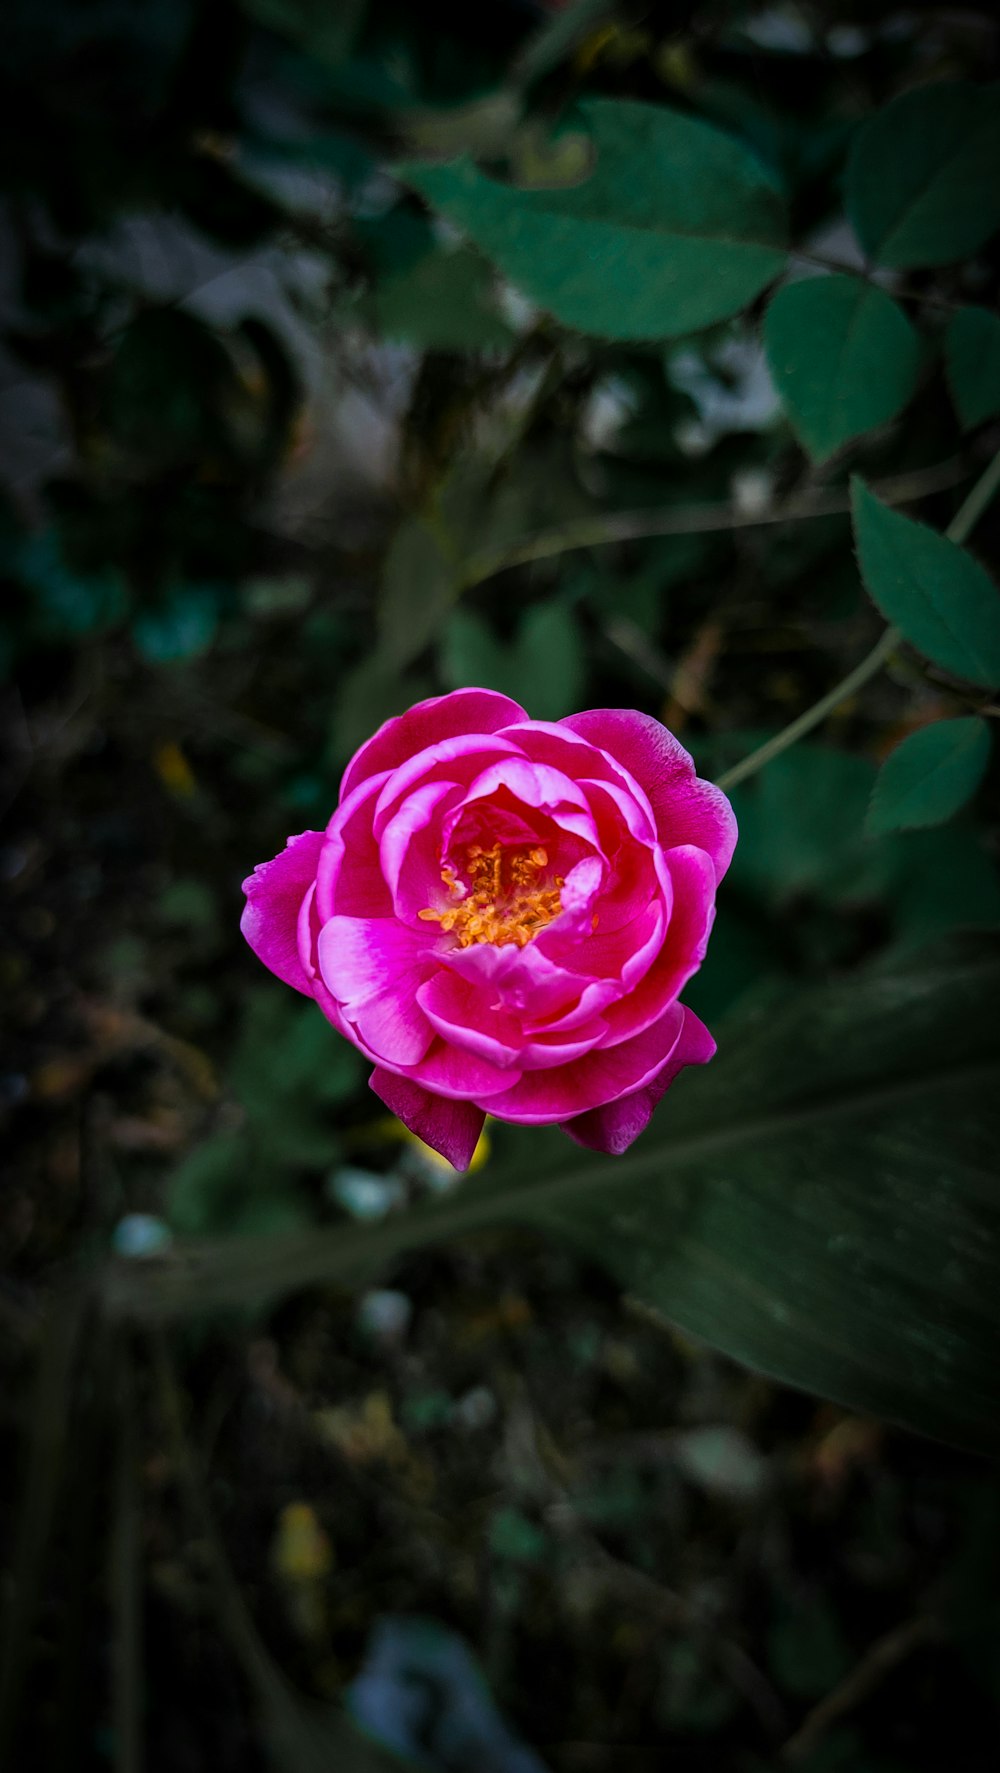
[{"left": 418, "top": 842, "right": 564, "bottom": 948}]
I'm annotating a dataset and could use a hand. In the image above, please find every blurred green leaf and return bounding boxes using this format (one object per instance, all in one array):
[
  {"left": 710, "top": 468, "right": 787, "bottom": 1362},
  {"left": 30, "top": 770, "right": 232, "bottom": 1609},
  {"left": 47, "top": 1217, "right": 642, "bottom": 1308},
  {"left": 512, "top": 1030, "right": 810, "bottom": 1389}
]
[
  {"left": 671, "top": 1425, "right": 769, "bottom": 1501},
  {"left": 946, "top": 306, "right": 1000, "bottom": 431},
  {"left": 404, "top": 98, "right": 788, "bottom": 340},
  {"left": 769, "top": 1594, "right": 851, "bottom": 1698},
  {"left": 846, "top": 81, "right": 1000, "bottom": 269},
  {"left": 104, "top": 309, "right": 238, "bottom": 469},
  {"left": 231, "top": 988, "right": 361, "bottom": 1165},
  {"left": 377, "top": 519, "right": 461, "bottom": 672},
  {"left": 657, "top": 1641, "right": 737, "bottom": 1733},
  {"left": 722, "top": 742, "right": 895, "bottom": 909},
  {"left": 852, "top": 480, "right": 1000, "bottom": 687},
  {"left": 868, "top": 719, "right": 992, "bottom": 834},
  {"left": 372, "top": 245, "right": 514, "bottom": 352},
  {"left": 764, "top": 275, "right": 921, "bottom": 461},
  {"left": 132, "top": 585, "right": 219, "bottom": 663},
  {"left": 890, "top": 825, "right": 1000, "bottom": 951},
  {"left": 18, "top": 530, "right": 127, "bottom": 640},
  {"left": 117, "top": 938, "right": 1000, "bottom": 1456},
  {"left": 331, "top": 656, "right": 433, "bottom": 764},
  {"left": 239, "top": 0, "right": 366, "bottom": 67},
  {"left": 441, "top": 599, "right": 585, "bottom": 722}
]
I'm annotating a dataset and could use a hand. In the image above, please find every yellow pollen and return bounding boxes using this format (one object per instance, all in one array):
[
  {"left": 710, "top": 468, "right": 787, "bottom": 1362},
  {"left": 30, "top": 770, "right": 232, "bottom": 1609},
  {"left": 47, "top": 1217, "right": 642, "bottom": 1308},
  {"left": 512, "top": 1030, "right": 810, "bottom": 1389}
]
[{"left": 419, "top": 842, "right": 563, "bottom": 949}]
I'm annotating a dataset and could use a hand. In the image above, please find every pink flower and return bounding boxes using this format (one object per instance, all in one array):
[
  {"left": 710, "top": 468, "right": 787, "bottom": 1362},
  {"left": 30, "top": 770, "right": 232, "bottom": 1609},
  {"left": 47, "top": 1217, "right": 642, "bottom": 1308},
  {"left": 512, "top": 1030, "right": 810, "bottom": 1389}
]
[{"left": 241, "top": 690, "right": 736, "bottom": 1169}]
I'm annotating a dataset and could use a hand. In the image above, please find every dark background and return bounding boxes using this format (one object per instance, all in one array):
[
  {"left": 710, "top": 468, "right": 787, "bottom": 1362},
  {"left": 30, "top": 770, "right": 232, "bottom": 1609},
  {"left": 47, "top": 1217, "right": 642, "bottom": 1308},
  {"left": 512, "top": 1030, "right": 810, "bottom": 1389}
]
[{"left": 2, "top": 3, "right": 1000, "bottom": 1769}]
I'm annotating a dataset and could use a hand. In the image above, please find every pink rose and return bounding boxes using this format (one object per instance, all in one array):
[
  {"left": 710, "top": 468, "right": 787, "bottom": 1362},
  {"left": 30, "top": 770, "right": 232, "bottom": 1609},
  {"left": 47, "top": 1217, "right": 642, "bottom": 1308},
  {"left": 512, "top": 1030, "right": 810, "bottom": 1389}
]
[{"left": 241, "top": 689, "right": 736, "bottom": 1169}]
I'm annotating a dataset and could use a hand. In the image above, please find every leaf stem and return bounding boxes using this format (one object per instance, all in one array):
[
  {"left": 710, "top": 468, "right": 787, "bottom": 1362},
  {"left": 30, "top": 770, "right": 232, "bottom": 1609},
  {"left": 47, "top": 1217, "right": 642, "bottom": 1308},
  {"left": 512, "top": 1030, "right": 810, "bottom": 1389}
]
[{"left": 716, "top": 447, "right": 1000, "bottom": 793}]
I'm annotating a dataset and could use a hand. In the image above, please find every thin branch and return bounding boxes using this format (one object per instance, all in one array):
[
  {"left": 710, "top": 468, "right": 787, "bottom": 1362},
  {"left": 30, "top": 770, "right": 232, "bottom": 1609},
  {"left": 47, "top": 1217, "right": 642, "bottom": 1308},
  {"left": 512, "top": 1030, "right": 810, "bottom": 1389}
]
[
  {"left": 716, "top": 446, "right": 1000, "bottom": 792},
  {"left": 780, "top": 1611, "right": 940, "bottom": 1764},
  {"left": 459, "top": 456, "right": 969, "bottom": 591},
  {"left": 113, "top": 1339, "right": 143, "bottom": 1773},
  {"left": 787, "top": 249, "right": 962, "bottom": 313},
  {"left": 716, "top": 625, "right": 900, "bottom": 791}
]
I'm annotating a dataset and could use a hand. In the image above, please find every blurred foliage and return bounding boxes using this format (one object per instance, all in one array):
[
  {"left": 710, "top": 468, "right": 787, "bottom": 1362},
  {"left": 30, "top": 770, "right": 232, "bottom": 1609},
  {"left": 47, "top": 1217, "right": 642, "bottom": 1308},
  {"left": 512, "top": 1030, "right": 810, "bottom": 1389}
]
[{"left": 3, "top": 0, "right": 1000, "bottom": 1770}]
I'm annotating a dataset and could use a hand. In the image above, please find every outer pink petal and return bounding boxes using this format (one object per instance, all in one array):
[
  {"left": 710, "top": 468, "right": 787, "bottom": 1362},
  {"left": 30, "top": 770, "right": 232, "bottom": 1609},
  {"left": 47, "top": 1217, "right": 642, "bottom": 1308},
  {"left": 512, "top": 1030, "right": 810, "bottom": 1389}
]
[
  {"left": 318, "top": 770, "right": 393, "bottom": 920},
  {"left": 561, "top": 1006, "right": 715, "bottom": 1154},
  {"left": 484, "top": 1001, "right": 688, "bottom": 1124},
  {"left": 402, "top": 1038, "right": 516, "bottom": 1099},
  {"left": 562, "top": 709, "right": 737, "bottom": 882},
  {"left": 317, "top": 917, "right": 435, "bottom": 1067},
  {"left": 241, "top": 831, "right": 325, "bottom": 995},
  {"left": 369, "top": 1069, "right": 486, "bottom": 1171},
  {"left": 341, "top": 689, "right": 528, "bottom": 799}
]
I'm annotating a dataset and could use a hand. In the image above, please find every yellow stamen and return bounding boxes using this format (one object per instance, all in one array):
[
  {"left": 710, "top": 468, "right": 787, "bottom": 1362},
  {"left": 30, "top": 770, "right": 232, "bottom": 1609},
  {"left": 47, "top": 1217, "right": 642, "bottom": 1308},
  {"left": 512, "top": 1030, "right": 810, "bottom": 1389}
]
[{"left": 420, "top": 842, "right": 564, "bottom": 949}]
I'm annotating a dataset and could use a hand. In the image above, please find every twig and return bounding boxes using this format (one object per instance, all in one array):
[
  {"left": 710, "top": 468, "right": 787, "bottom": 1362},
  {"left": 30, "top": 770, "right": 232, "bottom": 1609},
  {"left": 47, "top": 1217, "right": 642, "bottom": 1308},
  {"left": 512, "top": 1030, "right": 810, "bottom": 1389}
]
[
  {"left": 113, "top": 1338, "right": 143, "bottom": 1773},
  {"left": 787, "top": 249, "right": 962, "bottom": 313},
  {"left": 780, "top": 1611, "right": 941, "bottom": 1764},
  {"left": 460, "top": 456, "right": 969, "bottom": 591},
  {"left": 717, "top": 446, "right": 1000, "bottom": 792}
]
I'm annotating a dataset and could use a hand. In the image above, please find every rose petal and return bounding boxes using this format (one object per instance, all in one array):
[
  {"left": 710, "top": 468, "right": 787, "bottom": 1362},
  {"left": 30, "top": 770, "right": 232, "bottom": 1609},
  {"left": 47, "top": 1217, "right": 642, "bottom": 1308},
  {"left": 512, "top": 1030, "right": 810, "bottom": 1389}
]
[
  {"left": 448, "top": 757, "right": 600, "bottom": 852},
  {"left": 318, "top": 771, "right": 393, "bottom": 920},
  {"left": 369, "top": 1069, "right": 486, "bottom": 1171},
  {"left": 317, "top": 916, "right": 434, "bottom": 1066},
  {"left": 561, "top": 1006, "right": 715, "bottom": 1154},
  {"left": 417, "top": 971, "right": 606, "bottom": 1071},
  {"left": 241, "top": 831, "right": 326, "bottom": 995},
  {"left": 402, "top": 1037, "right": 517, "bottom": 1099},
  {"left": 342, "top": 689, "right": 527, "bottom": 799},
  {"left": 562, "top": 709, "right": 737, "bottom": 881},
  {"left": 373, "top": 734, "right": 524, "bottom": 842},
  {"left": 484, "top": 1000, "right": 689, "bottom": 1124}
]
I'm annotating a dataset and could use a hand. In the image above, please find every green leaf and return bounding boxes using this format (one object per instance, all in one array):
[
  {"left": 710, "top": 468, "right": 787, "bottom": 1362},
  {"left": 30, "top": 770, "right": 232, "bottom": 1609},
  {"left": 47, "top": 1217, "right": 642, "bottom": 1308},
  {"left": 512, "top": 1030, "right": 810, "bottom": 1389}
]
[
  {"left": 852, "top": 479, "right": 1000, "bottom": 687},
  {"left": 403, "top": 98, "right": 788, "bottom": 340},
  {"left": 115, "top": 939, "right": 1000, "bottom": 1456},
  {"left": 132, "top": 585, "right": 219, "bottom": 664},
  {"left": 377, "top": 518, "right": 461, "bottom": 671},
  {"left": 869, "top": 719, "right": 992, "bottom": 833},
  {"left": 371, "top": 246, "right": 514, "bottom": 352},
  {"left": 441, "top": 599, "right": 585, "bottom": 722},
  {"left": 846, "top": 81, "right": 1000, "bottom": 269},
  {"left": 769, "top": 1596, "right": 851, "bottom": 1699},
  {"left": 238, "top": 0, "right": 366, "bottom": 67},
  {"left": 946, "top": 306, "right": 1000, "bottom": 430},
  {"left": 764, "top": 275, "right": 921, "bottom": 460}
]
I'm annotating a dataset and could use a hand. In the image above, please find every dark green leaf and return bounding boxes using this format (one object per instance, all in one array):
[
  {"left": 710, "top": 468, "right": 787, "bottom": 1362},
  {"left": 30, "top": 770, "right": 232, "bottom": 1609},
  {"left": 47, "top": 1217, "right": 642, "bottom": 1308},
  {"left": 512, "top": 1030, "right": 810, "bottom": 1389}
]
[
  {"left": 852, "top": 479, "right": 1000, "bottom": 687},
  {"left": 330, "top": 656, "right": 433, "bottom": 764},
  {"left": 372, "top": 245, "right": 514, "bottom": 351},
  {"left": 239, "top": 0, "right": 366, "bottom": 67},
  {"left": 946, "top": 306, "right": 1000, "bottom": 430},
  {"left": 377, "top": 519, "right": 461, "bottom": 670},
  {"left": 441, "top": 599, "right": 585, "bottom": 722},
  {"left": 764, "top": 275, "right": 921, "bottom": 460},
  {"left": 769, "top": 1596, "right": 852, "bottom": 1699},
  {"left": 132, "top": 585, "right": 219, "bottom": 664},
  {"left": 869, "top": 719, "right": 992, "bottom": 833},
  {"left": 403, "top": 98, "right": 788, "bottom": 340},
  {"left": 846, "top": 81, "right": 1000, "bottom": 269},
  {"left": 115, "top": 939, "right": 1000, "bottom": 1456}
]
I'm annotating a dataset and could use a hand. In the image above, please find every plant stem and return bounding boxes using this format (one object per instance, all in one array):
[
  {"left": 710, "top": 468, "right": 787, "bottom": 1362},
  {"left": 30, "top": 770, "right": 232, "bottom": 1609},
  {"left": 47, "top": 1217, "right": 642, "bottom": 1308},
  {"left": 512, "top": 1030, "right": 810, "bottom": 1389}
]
[
  {"left": 716, "top": 447, "right": 1000, "bottom": 793},
  {"left": 716, "top": 625, "right": 901, "bottom": 791},
  {"left": 460, "top": 456, "right": 967, "bottom": 591}
]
